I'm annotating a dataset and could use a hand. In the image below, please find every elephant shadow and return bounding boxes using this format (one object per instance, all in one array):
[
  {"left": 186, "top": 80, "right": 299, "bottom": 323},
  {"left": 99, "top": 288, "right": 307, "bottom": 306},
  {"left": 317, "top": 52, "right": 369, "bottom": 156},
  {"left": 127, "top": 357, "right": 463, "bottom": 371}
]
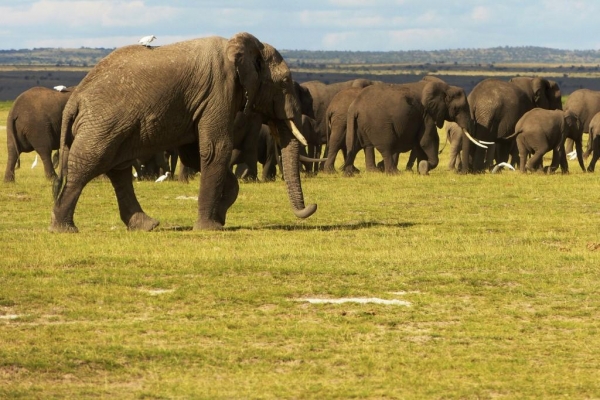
[{"left": 157, "top": 220, "right": 416, "bottom": 232}]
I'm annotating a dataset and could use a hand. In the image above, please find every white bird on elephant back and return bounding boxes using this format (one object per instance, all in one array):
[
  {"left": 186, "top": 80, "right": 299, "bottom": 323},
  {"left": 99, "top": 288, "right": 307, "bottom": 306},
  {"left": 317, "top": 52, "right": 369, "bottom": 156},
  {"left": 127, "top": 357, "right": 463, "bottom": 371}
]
[{"left": 139, "top": 35, "right": 157, "bottom": 47}]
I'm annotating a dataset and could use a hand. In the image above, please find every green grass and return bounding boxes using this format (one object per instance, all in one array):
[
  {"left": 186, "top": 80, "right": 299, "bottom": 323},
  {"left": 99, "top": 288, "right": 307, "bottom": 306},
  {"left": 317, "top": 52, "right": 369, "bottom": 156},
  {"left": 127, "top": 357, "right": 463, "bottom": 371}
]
[{"left": 1, "top": 106, "right": 600, "bottom": 399}]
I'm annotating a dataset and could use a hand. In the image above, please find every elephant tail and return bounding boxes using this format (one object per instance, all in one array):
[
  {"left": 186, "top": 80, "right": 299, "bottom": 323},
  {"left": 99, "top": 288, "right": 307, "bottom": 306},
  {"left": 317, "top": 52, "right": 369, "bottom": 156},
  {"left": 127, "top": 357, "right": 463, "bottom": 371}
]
[
  {"left": 6, "top": 109, "right": 21, "bottom": 163},
  {"left": 53, "top": 100, "right": 77, "bottom": 201}
]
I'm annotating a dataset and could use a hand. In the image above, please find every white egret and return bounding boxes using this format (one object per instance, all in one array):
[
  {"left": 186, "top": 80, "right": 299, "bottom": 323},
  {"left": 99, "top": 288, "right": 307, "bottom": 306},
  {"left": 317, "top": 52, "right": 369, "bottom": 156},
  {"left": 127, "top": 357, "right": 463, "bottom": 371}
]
[
  {"left": 491, "top": 162, "right": 516, "bottom": 174},
  {"left": 139, "top": 35, "right": 157, "bottom": 47},
  {"left": 53, "top": 85, "right": 67, "bottom": 92},
  {"left": 567, "top": 150, "right": 577, "bottom": 160},
  {"left": 155, "top": 171, "right": 170, "bottom": 182}
]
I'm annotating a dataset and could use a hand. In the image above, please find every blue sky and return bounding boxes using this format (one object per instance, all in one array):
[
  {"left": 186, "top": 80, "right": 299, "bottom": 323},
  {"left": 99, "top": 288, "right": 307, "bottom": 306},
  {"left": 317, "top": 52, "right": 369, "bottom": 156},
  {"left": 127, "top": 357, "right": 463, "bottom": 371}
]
[{"left": 1, "top": 1, "right": 598, "bottom": 51}]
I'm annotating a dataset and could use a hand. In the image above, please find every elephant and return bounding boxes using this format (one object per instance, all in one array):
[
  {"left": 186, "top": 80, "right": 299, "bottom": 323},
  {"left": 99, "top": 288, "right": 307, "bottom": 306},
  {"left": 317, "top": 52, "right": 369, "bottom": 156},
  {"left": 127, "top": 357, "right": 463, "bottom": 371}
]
[
  {"left": 133, "top": 150, "right": 174, "bottom": 181},
  {"left": 233, "top": 123, "right": 279, "bottom": 181},
  {"left": 443, "top": 121, "right": 497, "bottom": 171},
  {"left": 324, "top": 76, "right": 457, "bottom": 174},
  {"left": 563, "top": 88, "right": 600, "bottom": 156},
  {"left": 50, "top": 32, "right": 317, "bottom": 232},
  {"left": 299, "top": 78, "right": 380, "bottom": 173},
  {"left": 4, "top": 86, "right": 75, "bottom": 182},
  {"left": 463, "top": 77, "right": 562, "bottom": 173},
  {"left": 585, "top": 111, "right": 600, "bottom": 172},
  {"left": 323, "top": 87, "right": 365, "bottom": 173},
  {"left": 510, "top": 109, "right": 584, "bottom": 173},
  {"left": 229, "top": 111, "right": 265, "bottom": 181},
  {"left": 343, "top": 80, "right": 473, "bottom": 175}
]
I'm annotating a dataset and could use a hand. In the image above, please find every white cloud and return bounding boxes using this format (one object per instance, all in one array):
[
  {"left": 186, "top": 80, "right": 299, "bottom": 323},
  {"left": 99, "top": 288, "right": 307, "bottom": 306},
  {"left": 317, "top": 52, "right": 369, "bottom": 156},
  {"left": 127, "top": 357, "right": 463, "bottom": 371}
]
[
  {"left": 471, "top": 6, "right": 491, "bottom": 22},
  {"left": 0, "top": 1, "right": 177, "bottom": 28},
  {"left": 322, "top": 32, "right": 357, "bottom": 48}
]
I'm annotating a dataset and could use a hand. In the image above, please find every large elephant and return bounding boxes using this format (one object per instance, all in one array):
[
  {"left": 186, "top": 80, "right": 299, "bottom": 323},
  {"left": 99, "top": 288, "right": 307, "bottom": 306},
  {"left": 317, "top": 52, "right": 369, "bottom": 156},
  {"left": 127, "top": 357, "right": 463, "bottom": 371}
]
[
  {"left": 585, "top": 111, "right": 600, "bottom": 172},
  {"left": 4, "top": 86, "right": 75, "bottom": 182},
  {"left": 510, "top": 109, "right": 584, "bottom": 173},
  {"left": 563, "top": 88, "right": 600, "bottom": 156},
  {"left": 343, "top": 80, "right": 473, "bottom": 175},
  {"left": 300, "top": 78, "right": 379, "bottom": 173},
  {"left": 50, "top": 33, "right": 316, "bottom": 232},
  {"left": 324, "top": 77, "right": 464, "bottom": 174},
  {"left": 463, "top": 77, "right": 562, "bottom": 173}
]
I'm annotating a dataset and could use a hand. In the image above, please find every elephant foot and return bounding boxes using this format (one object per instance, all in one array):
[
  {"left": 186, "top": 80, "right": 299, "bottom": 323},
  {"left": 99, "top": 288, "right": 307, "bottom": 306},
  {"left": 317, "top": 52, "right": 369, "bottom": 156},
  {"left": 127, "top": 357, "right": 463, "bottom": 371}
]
[
  {"left": 418, "top": 160, "right": 430, "bottom": 175},
  {"left": 49, "top": 213, "right": 79, "bottom": 233},
  {"left": 4, "top": 177, "right": 15, "bottom": 183},
  {"left": 127, "top": 212, "right": 160, "bottom": 231},
  {"left": 194, "top": 219, "right": 224, "bottom": 231}
]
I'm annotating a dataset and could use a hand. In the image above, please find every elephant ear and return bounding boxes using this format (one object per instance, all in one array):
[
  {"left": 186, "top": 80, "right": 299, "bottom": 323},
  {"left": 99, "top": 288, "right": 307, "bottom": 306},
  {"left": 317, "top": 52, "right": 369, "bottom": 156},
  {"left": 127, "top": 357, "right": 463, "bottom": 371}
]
[
  {"left": 422, "top": 81, "right": 448, "bottom": 129},
  {"left": 226, "top": 32, "right": 265, "bottom": 115},
  {"left": 531, "top": 77, "right": 549, "bottom": 106}
]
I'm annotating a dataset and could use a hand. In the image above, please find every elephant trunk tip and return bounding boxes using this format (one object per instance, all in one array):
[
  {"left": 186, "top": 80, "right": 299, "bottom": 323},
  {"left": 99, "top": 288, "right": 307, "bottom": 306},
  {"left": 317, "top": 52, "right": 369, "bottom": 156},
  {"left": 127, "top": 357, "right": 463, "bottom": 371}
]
[{"left": 293, "top": 203, "right": 317, "bottom": 219}]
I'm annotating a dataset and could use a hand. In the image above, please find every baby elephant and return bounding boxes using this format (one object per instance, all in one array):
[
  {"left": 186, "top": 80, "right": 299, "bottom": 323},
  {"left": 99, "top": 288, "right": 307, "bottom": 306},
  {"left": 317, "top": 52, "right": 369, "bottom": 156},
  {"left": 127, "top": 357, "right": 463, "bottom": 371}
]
[{"left": 513, "top": 109, "right": 585, "bottom": 173}]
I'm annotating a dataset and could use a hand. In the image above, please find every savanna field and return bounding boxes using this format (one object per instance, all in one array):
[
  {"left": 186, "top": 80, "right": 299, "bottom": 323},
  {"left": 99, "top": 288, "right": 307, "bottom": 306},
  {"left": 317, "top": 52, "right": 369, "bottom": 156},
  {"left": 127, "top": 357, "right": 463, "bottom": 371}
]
[{"left": 1, "top": 99, "right": 600, "bottom": 398}]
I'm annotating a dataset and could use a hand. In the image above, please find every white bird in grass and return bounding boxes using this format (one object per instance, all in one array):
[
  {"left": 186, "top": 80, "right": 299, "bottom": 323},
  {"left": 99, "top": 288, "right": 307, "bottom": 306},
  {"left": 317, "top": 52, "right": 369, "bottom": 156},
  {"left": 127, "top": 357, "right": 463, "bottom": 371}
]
[
  {"left": 139, "top": 35, "right": 157, "bottom": 47},
  {"left": 491, "top": 162, "right": 516, "bottom": 174},
  {"left": 155, "top": 171, "right": 170, "bottom": 182},
  {"left": 31, "top": 154, "right": 38, "bottom": 169},
  {"left": 53, "top": 85, "right": 67, "bottom": 92},
  {"left": 567, "top": 150, "right": 577, "bottom": 160}
]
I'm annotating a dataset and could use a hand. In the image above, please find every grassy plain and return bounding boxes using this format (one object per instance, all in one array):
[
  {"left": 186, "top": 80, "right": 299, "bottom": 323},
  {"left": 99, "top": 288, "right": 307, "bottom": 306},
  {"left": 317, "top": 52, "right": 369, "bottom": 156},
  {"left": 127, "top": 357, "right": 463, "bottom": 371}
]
[{"left": 1, "top": 102, "right": 600, "bottom": 399}]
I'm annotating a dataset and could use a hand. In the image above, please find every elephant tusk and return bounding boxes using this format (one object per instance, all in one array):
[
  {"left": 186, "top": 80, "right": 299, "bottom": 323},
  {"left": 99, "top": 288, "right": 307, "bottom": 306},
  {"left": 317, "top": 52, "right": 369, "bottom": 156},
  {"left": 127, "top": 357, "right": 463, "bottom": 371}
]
[
  {"left": 479, "top": 140, "right": 496, "bottom": 145},
  {"left": 286, "top": 119, "right": 308, "bottom": 146},
  {"left": 299, "top": 155, "right": 327, "bottom": 163},
  {"left": 462, "top": 129, "right": 488, "bottom": 149}
]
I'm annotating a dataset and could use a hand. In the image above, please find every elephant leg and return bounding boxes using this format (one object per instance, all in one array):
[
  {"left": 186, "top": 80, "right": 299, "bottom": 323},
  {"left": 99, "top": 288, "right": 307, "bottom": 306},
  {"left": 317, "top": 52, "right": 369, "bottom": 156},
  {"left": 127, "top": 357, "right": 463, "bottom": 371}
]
[
  {"left": 50, "top": 178, "right": 86, "bottom": 233},
  {"left": 405, "top": 150, "right": 416, "bottom": 171},
  {"left": 516, "top": 137, "right": 528, "bottom": 173},
  {"left": 379, "top": 148, "right": 399, "bottom": 175},
  {"left": 4, "top": 149, "right": 20, "bottom": 182},
  {"left": 526, "top": 147, "right": 548, "bottom": 172},
  {"left": 324, "top": 124, "right": 345, "bottom": 172},
  {"left": 364, "top": 146, "right": 378, "bottom": 172},
  {"left": 587, "top": 135, "right": 600, "bottom": 172},
  {"left": 40, "top": 150, "right": 58, "bottom": 180},
  {"left": 106, "top": 167, "right": 159, "bottom": 231},
  {"left": 195, "top": 137, "right": 237, "bottom": 230}
]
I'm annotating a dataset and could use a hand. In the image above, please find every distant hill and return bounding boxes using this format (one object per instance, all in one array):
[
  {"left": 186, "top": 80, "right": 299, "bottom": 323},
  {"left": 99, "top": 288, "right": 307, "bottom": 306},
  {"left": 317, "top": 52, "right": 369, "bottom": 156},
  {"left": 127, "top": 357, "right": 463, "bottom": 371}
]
[
  {"left": 2, "top": 46, "right": 600, "bottom": 66},
  {"left": 0, "top": 48, "right": 113, "bottom": 66}
]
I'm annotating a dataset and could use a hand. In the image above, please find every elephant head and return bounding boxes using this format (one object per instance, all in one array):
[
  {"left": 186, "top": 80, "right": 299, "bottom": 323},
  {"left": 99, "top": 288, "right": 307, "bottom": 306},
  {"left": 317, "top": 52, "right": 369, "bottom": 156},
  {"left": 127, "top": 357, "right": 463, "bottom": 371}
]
[
  {"left": 563, "top": 110, "right": 585, "bottom": 171},
  {"left": 226, "top": 33, "right": 315, "bottom": 219},
  {"left": 422, "top": 81, "right": 473, "bottom": 135},
  {"left": 510, "top": 77, "right": 562, "bottom": 110}
]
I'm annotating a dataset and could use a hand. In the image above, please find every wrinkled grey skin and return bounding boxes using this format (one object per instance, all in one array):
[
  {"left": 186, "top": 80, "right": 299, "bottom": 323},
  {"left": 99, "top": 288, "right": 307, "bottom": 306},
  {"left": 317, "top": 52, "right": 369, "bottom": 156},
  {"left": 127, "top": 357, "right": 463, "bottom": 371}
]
[
  {"left": 344, "top": 81, "right": 471, "bottom": 175},
  {"left": 233, "top": 122, "right": 279, "bottom": 181},
  {"left": 513, "top": 109, "right": 584, "bottom": 173},
  {"left": 444, "top": 121, "right": 495, "bottom": 171},
  {"left": 4, "top": 86, "right": 75, "bottom": 182},
  {"left": 325, "top": 77, "right": 454, "bottom": 174},
  {"left": 563, "top": 88, "right": 600, "bottom": 156},
  {"left": 585, "top": 111, "right": 600, "bottom": 172},
  {"left": 50, "top": 33, "right": 316, "bottom": 232},
  {"left": 300, "top": 78, "right": 379, "bottom": 173},
  {"left": 465, "top": 77, "right": 562, "bottom": 173},
  {"left": 229, "top": 111, "right": 264, "bottom": 181},
  {"left": 323, "top": 87, "right": 365, "bottom": 173},
  {"left": 344, "top": 80, "right": 471, "bottom": 175}
]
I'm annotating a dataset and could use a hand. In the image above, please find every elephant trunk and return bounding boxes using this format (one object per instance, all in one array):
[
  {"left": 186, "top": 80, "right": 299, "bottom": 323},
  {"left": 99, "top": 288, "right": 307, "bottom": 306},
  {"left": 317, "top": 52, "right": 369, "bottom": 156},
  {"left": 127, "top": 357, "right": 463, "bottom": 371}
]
[{"left": 273, "top": 120, "right": 317, "bottom": 219}]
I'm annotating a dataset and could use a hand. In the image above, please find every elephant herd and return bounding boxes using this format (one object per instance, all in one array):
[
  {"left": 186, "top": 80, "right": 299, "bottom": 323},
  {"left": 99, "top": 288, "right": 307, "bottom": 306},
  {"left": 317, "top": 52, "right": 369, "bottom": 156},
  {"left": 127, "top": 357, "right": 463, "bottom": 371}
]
[{"left": 4, "top": 32, "right": 600, "bottom": 232}]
